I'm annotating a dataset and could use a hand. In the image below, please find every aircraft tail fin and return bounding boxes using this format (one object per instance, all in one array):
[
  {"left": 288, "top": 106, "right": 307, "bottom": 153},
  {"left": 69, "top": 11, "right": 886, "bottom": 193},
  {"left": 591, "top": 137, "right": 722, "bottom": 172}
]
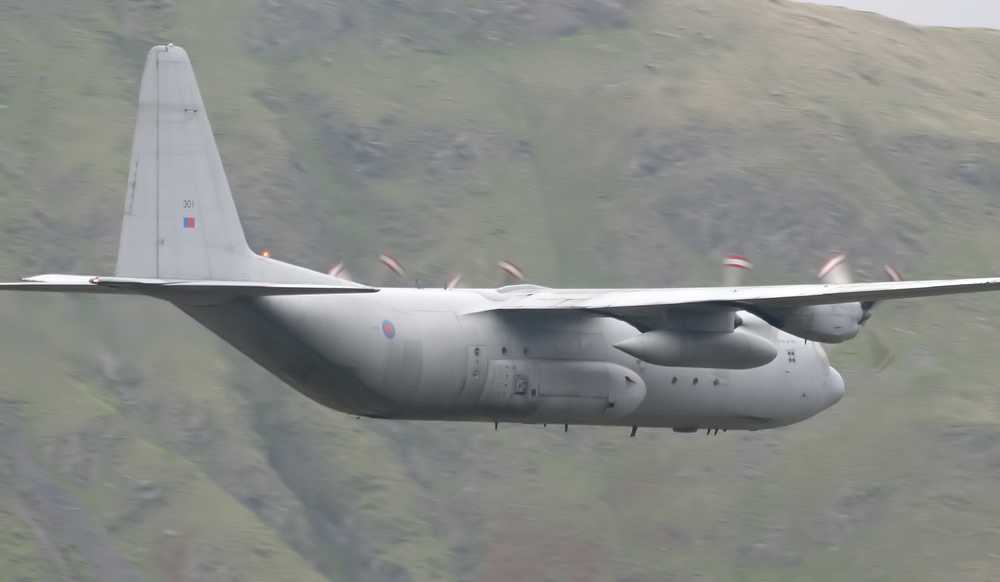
[
  {"left": 115, "top": 44, "right": 335, "bottom": 285},
  {"left": 116, "top": 44, "right": 249, "bottom": 280}
]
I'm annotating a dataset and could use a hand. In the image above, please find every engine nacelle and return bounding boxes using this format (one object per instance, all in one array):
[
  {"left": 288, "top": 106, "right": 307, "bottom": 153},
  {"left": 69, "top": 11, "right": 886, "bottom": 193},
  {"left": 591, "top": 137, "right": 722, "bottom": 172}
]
[
  {"left": 613, "top": 328, "right": 777, "bottom": 369},
  {"left": 773, "top": 303, "right": 863, "bottom": 343}
]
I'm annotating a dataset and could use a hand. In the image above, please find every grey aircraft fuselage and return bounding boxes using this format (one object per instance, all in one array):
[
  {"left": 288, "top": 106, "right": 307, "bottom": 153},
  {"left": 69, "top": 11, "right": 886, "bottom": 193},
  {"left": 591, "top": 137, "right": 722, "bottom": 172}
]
[{"left": 181, "top": 287, "right": 844, "bottom": 432}]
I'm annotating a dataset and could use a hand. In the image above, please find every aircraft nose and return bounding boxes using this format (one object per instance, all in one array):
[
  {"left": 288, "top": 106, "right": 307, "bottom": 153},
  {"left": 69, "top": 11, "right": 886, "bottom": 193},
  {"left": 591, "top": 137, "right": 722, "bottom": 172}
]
[{"left": 826, "top": 367, "right": 845, "bottom": 407}]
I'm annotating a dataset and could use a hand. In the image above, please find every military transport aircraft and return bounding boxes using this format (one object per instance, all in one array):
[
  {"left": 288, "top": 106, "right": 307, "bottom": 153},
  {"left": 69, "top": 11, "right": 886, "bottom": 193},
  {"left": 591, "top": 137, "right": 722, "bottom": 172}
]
[{"left": 4, "top": 45, "right": 1000, "bottom": 436}]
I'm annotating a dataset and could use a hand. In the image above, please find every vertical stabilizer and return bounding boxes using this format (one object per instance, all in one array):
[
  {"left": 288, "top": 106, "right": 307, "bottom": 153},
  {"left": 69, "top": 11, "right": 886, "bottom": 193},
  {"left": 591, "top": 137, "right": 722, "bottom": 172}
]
[
  {"left": 115, "top": 45, "right": 354, "bottom": 285},
  {"left": 116, "top": 45, "right": 253, "bottom": 280}
]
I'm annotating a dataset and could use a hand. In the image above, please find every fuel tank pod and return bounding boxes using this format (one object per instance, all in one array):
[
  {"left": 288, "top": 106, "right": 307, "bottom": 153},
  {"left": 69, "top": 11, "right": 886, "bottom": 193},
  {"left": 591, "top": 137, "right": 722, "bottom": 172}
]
[{"left": 614, "top": 328, "right": 777, "bottom": 369}]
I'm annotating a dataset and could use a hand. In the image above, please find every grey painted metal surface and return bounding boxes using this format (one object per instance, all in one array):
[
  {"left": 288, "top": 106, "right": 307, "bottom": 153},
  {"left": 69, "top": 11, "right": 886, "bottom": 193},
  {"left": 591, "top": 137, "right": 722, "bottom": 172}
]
[
  {"left": 116, "top": 45, "right": 251, "bottom": 280},
  {"left": 0, "top": 44, "right": 991, "bottom": 433}
]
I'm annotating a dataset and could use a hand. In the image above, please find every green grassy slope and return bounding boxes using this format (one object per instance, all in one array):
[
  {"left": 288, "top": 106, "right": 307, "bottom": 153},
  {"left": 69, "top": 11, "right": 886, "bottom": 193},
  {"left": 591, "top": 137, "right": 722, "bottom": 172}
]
[{"left": 2, "top": 0, "right": 1000, "bottom": 580}]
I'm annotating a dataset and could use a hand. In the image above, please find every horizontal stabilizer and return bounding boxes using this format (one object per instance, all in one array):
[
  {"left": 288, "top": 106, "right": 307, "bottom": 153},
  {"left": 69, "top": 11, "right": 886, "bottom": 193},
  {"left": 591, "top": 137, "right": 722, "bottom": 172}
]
[{"left": 0, "top": 274, "right": 378, "bottom": 298}]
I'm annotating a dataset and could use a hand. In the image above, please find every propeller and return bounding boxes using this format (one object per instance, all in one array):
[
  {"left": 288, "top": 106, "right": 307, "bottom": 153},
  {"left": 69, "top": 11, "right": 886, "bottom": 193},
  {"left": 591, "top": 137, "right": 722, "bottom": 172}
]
[
  {"left": 864, "top": 264, "right": 903, "bottom": 313},
  {"left": 862, "top": 264, "right": 902, "bottom": 371},
  {"left": 722, "top": 255, "right": 753, "bottom": 286},
  {"left": 498, "top": 260, "right": 525, "bottom": 284},
  {"left": 328, "top": 261, "right": 353, "bottom": 281},
  {"left": 374, "top": 252, "right": 466, "bottom": 289},
  {"left": 817, "top": 254, "right": 902, "bottom": 372},
  {"left": 866, "top": 328, "right": 896, "bottom": 372},
  {"left": 817, "top": 252, "right": 852, "bottom": 285},
  {"left": 378, "top": 252, "right": 407, "bottom": 279}
]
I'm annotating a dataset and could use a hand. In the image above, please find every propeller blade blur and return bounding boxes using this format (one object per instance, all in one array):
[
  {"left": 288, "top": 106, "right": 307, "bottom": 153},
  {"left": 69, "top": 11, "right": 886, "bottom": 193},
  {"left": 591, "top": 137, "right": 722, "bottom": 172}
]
[
  {"left": 867, "top": 328, "right": 896, "bottom": 372},
  {"left": 328, "top": 261, "right": 353, "bottom": 281},
  {"left": 811, "top": 253, "right": 899, "bottom": 370},
  {"left": 722, "top": 255, "right": 752, "bottom": 286},
  {"left": 379, "top": 253, "right": 406, "bottom": 278},
  {"left": 817, "top": 253, "right": 852, "bottom": 285},
  {"left": 498, "top": 260, "right": 525, "bottom": 283}
]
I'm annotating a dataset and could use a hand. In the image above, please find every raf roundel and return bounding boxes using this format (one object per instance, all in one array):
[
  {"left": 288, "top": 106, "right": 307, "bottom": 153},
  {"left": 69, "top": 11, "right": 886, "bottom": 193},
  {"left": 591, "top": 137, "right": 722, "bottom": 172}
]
[{"left": 381, "top": 319, "right": 396, "bottom": 339}]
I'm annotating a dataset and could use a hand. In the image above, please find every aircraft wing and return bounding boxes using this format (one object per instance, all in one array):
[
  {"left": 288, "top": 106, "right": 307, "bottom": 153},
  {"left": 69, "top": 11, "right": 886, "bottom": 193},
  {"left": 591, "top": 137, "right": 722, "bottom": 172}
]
[
  {"left": 0, "top": 274, "right": 379, "bottom": 297},
  {"left": 477, "top": 277, "right": 1000, "bottom": 327}
]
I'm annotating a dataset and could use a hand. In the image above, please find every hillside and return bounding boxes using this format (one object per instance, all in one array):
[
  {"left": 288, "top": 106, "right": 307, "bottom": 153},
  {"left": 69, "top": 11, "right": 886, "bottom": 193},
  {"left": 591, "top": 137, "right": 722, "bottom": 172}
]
[{"left": 2, "top": 0, "right": 1000, "bottom": 580}]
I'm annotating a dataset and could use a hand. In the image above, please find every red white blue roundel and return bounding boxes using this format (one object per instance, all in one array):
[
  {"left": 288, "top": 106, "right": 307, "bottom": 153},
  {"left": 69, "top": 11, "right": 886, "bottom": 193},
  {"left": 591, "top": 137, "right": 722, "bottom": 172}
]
[{"left": 381, "top": 320, "right": 396, "bottom": 339}]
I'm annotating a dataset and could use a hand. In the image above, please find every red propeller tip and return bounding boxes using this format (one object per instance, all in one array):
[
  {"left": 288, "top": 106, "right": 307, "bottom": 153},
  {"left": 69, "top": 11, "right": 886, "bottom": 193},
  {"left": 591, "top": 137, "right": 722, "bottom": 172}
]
[
  {"left": 817, "top": 253, "right": 847, "bottom": 280},
  {"left": 498, "top": 260, "right": 525, "bottom": 282},
  {"left": 378, "top": 253, "right": 406, "bottom": 278},
  {"left": 723, "top": 256, "right": 753, "bottom": 270}
]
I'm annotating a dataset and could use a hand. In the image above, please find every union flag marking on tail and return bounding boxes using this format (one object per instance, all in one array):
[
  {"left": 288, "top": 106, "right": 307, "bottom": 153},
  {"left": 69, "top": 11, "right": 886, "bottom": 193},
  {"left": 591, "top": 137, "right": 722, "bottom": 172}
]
[{"left": 183, "top": 216, "right": 196, "bottom": 229}]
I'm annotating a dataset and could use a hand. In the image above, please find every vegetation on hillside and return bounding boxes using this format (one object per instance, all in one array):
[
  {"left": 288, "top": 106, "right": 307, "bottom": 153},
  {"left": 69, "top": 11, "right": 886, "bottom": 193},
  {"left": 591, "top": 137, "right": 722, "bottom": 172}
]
[{"left": 2, "top": 0, "right": 1000, "bottom": 580}]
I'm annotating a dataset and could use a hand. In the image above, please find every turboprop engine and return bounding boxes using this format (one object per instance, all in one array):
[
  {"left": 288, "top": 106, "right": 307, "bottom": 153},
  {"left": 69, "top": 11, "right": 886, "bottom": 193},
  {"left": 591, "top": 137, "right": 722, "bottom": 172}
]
[
  {"left": 613, "top": 328, "right": 777, "bottom": 369},
  {"left": 770, "top": 254, "right": 902, "bottom": 344},
  {"left": 770, "top": 302, "right": 864, "bottom": 343}
]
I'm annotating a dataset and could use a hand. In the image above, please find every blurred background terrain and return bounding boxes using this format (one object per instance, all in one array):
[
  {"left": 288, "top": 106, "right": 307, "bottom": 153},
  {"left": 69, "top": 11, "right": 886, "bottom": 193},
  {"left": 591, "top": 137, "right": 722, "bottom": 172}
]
[{"left": 1, "top": 0, "right": 1000, "bottom": 580}]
